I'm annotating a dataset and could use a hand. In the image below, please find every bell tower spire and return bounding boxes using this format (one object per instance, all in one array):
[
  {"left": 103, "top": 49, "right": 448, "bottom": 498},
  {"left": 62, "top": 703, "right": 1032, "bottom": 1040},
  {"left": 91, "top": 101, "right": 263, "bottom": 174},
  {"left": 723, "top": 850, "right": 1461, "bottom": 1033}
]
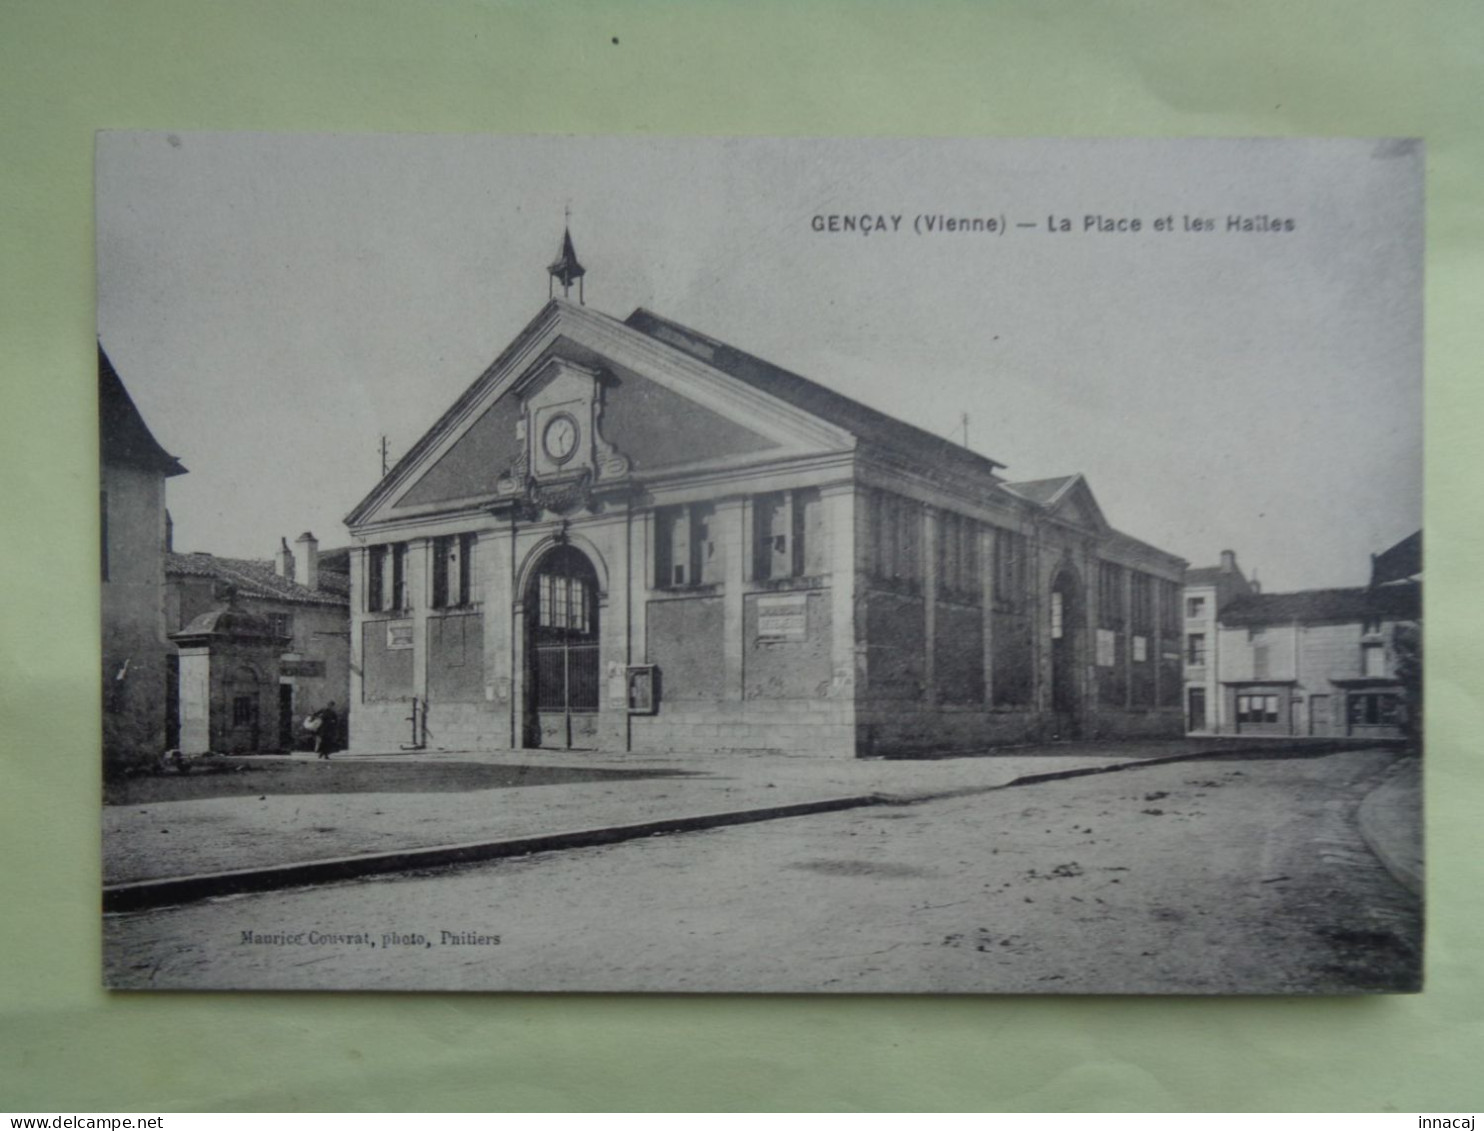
[{"left": 547, "top": 209, "right": 587, "bottom": 304}]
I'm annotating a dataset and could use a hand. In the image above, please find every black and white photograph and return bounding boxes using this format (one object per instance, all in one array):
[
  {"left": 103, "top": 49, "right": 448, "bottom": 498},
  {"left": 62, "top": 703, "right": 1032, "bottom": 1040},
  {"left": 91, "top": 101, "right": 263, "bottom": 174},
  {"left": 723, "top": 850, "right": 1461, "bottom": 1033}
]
[{"left": 98, "top": 134, "right": 1422, "bottom": 993}]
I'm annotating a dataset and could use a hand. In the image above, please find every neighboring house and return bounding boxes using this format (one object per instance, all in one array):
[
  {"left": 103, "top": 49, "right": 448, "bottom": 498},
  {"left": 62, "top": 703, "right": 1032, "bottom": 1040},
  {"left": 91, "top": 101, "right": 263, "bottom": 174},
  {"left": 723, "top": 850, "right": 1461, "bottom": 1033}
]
[
  {"left": 100, "top": 344, "right": 187, "bottom": 766},
  {"left": 1181, "top": 550, "right": 1255, "bottom": 733},
  {"left": 1196, "top": 534, "right": 1421, "bottom": 739},
  {"left": 165, "top": 532, "right": 351, "bottom": 751},
  {"left": 342, "top": 235, "right": 1187, "bottom": 757}
]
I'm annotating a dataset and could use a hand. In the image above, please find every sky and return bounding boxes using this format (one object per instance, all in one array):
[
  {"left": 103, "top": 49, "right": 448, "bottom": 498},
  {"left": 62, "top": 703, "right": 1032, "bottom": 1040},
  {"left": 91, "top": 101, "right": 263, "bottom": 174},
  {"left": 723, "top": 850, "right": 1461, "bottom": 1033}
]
[{"left": 96, "top": 134, "right": 1422, "bottom": 590}]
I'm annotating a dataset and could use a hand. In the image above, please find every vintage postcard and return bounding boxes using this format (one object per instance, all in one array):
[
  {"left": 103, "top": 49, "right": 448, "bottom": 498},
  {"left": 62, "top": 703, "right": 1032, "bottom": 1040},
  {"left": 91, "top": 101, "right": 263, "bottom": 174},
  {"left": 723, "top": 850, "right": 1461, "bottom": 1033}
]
[{"left": 99, "top": 135, "right": 1422, "bottom": 993}]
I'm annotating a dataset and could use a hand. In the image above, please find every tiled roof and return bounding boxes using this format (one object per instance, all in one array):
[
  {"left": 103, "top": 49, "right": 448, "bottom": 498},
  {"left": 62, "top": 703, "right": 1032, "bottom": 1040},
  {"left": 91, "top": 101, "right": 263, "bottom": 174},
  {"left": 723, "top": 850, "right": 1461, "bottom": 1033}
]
[
  {"left": 624, "top": 308, "right": 1009, "bottom": 479},
  {"left": 1220, "top": 584, "right": 1420, "bottom": 626},
  {"left": 166, "top": 552, "right": 349, "bottom": 607},
  {"left": 99, "top": 344, "right": 187, "bottom": 477}
]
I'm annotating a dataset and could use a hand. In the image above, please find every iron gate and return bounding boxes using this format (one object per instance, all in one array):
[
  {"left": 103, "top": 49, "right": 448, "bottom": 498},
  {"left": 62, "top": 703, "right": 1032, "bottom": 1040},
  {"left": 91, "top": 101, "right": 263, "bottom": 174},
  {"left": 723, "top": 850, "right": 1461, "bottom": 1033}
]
[{"left": 527, "top": 545, "right": 600, "bottom": 747}]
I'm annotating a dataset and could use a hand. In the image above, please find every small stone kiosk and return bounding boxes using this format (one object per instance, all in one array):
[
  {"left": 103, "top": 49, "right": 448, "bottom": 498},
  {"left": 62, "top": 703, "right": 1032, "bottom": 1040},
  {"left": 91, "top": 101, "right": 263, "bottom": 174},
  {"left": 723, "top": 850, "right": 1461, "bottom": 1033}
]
[{"left": 170, "top": 594, "right": 288, "bottom": 754}]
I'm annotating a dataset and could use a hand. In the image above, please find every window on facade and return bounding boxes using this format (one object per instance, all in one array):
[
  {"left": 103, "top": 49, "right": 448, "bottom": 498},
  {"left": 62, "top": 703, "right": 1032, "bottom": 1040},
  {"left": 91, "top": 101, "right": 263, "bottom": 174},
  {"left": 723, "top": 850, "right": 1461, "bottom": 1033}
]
[
  {"left": 657, "top": 504, "right": 724, "bottom": 588},
  {"left": 1133, "top": 635, "right": 1148, "bottom": 662},
  {"left": 1236, "top": 693, "right": 1280, "bottom": 725},
  {"left": 1098, "top": 562, "right": 1126, "bottom": 628},
  {"left": 1253, "top": 645, "right": 1270, "bottom": 680},
  {"left": 1187, "top": 633, "right": 1207, "bottom": 665},
  {"left": 1050, "top": 590, "right": 1064, "bottom": 640},
  {"left": 992, "top": 528, "right": 1027, "bottom": 609},
  {"left": 936, "top": 510, "right": 981, "bottom": 602},
  {"left": 1159, "top": 580, "right": 1180, "bottom": 636},
  {"left": 368, "top": 545, "right": 385, "bottom": 611},
  {"left": 232, "top": 695, "right": 255, "bottom": 726},
  {"left": 1349, "top": 692, "right": 1401, "bottom": 727},
  {"left": 751, "top": 489, "right": 825, "bottom": 583},
  {"left": 367, "top": 542, "right": 408, "bottom": 612},
  {"left": 1130, "top": 572, "right": 1153, "bottom": 632},
  {"left": 1361, "top": 618, "right": 1383, "bottom": 636},
  {"left": 755, "top": 493, "right": 792, "bottom": 581},
  {"left": 1186, "top": 595, "right": 1205, "bottom": 618},
  {"left": 538, "top": 571, "right": 592, "bottom": 634},
  {"left": 267, "top": 612, "right": 294, "bottom": 642},
  {"left": 1248, "top": 625, "right": 1267, "bottom": 642},
  {"left": 432, "top": 532, "right": 477, "bottom": 608},
  {"left": 866, "top": 490, "right": 923, "bottom": 590},
  {"left": 1362, "top": 643, "right": 1387, "bottom": 678}
]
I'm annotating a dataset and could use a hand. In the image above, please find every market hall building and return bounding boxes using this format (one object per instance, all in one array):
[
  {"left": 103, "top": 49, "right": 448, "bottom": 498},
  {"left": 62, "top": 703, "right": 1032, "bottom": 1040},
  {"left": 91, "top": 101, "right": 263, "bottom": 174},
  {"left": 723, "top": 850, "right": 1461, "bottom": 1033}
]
[{"left": 344, "top": 242, "right": 1187, "bottom": 757}]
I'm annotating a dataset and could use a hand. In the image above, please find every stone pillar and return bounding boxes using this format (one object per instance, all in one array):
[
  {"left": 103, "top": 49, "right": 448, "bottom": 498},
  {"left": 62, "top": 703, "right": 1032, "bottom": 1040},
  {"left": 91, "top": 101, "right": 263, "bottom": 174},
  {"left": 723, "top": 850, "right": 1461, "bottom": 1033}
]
[
  {"left": 346, "top": 546, "right": 366, "bottom": 748},
  {"left": 823, "top": 484, "right": 859, "bottom": 703},
  {"left": 980, "top": 525, "right": 996, "bottom": 707},
  {"left": 1152, "top": 571, "right": 1164, "bottom": 711},
  {"left": 715, "top": 497, "right": 748, "bottom": 702},
  {"left": 1081, "top": 544, "right": 1098, "bottom": 729},
  {"left": 630, "top": 508, "right": 652, "bottom": 659},
  {"left": 922, "top": 505, "right": 939, "bottom": 703},
  {"left": 480, "top": 525, "right": 514, "bottom": 749},
  {"left": 176, "top": 645, "right": 211, "bottom": 754},
  {"left": 1030, "top": 527, "right": 1047, "bottom": 716},
  {"left": 596, "top": 519, "right": 629, "bottom": 750},
  {"left": 408, "top": 538, "right": 431, "bottom": 707},
  {"left": 1124, "top": 565, "right": 1135, "bottom": 709}
]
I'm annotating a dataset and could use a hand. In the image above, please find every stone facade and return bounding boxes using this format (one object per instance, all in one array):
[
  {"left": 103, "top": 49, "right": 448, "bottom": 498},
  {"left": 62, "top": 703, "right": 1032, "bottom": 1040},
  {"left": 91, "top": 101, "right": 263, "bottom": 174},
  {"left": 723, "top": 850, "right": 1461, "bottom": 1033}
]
[
  {"left": 1180, "top": 550, "right": 1255, "bottom": 734},
  {"left": 1210, "top": 580, "right": 1420, "bottom": 740},
  {"left": 345, "top": 298, "right": 1187, "bottom": 757},
  {"left": 170, "top": 603, "right": 290, "bottom": 755},
  {"left": 165, "top": 536, "right": 351, "bottom": 751},
  {"left": 99, "top": 345, "right": 186, "bottom": 767}
]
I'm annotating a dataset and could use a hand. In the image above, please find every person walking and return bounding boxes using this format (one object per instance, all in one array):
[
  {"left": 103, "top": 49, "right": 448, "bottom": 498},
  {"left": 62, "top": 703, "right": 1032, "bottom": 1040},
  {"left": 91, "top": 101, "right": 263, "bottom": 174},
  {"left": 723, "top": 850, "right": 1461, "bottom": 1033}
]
[{"left": 311, "top": 701, "right": 340, "bottom": 758}]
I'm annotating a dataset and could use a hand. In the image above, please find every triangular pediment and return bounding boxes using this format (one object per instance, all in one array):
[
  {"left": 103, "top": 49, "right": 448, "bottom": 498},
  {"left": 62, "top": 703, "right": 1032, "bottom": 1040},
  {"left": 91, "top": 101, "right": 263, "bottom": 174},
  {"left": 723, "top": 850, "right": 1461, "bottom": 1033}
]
[
  {"left": 1049, "top": 476, "right": 1109, "bottom": 531},
  {"left": 1003, "top": 473, "right": 1109, "bottom": 532},
  {"left": 347, "top": 300, "right": 855, "bottom": 529}
]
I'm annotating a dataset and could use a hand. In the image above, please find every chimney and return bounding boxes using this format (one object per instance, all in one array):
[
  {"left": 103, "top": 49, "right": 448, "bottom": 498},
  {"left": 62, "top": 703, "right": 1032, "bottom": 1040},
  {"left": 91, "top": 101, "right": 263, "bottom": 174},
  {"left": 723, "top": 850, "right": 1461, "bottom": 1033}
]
[
  {"left": 295, "top": 531, "right": 319, "bottom": 591},
  {"left": 1220, "top": 549, "right": 1237, "bottom": 573},
  {"left": 275, "top": 537, "right": 295, "bottom": 581}
]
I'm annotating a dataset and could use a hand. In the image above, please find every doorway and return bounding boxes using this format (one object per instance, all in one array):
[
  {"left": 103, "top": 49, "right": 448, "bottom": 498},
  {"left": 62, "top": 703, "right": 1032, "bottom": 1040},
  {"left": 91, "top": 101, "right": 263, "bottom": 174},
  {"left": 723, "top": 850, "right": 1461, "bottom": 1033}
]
[
  {"left": 279, "top": 683, "right": 295, "bottom": 750},
  {"left": 525, "top": 544, "right": 601, "bottom": 749},
  {"left": 1188, "top": 686, "right": 1207, "bottom": 733},
  {"left": 1049, "top": 566, "right": 1082, "bottom": 738}
]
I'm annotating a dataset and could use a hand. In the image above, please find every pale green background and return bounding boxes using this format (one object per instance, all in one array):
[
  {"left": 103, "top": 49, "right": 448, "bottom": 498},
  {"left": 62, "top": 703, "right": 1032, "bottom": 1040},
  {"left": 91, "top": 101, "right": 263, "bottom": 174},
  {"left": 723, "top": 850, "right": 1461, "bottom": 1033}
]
[{"left": 2, "top": 0, "right": 1480, "bottom": 1112}]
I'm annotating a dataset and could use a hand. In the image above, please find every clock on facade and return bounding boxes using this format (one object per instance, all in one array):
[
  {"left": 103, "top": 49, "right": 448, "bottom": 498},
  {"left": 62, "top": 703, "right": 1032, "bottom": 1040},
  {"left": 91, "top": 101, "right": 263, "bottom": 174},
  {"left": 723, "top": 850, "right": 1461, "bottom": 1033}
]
[{"left": 542, "top": 413, "right": 580, "bottom": 463}]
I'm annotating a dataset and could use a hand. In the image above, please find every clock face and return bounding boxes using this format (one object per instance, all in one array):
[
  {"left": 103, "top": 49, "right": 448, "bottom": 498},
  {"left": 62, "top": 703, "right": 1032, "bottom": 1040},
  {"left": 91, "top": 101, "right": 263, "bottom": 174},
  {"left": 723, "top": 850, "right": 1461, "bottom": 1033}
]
[{"left": 542, "top": 413, "right": 580, "bottom": 463}]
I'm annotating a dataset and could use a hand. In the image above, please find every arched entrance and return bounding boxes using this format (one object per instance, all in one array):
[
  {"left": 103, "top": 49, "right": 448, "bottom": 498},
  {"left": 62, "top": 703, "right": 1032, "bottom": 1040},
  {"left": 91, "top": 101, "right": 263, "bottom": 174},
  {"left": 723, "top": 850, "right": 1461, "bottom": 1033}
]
[
  {"left": 524, "top": 544, "right": 601, "bottom": 749},
  {"left": 1049, "top": 566, "right": 1083, "bottom": 738}
]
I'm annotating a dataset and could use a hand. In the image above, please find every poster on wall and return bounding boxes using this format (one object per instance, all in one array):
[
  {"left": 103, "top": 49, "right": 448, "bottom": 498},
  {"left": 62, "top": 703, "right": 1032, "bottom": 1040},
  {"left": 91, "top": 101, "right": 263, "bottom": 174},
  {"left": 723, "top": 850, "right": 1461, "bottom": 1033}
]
[{"left": 99, "top": 134, "right": 1421, "bottom": 993}]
